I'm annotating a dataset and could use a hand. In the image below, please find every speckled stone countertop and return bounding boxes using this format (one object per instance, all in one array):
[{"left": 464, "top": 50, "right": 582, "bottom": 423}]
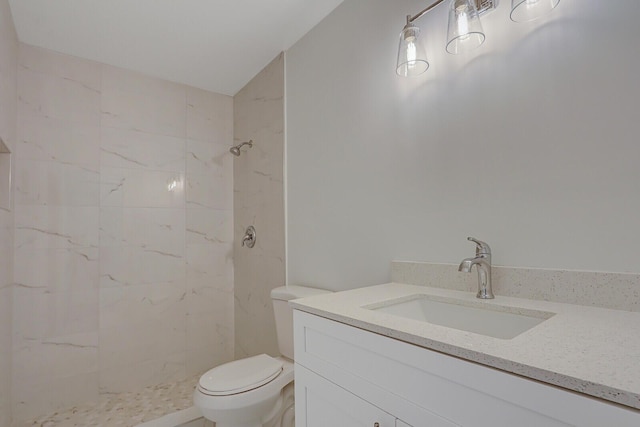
[{"left": 290, "top": 283, "right": 640, "bottom": 410}]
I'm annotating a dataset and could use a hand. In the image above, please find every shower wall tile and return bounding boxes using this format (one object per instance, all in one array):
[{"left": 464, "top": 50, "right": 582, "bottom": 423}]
[
  {"left": 12, "top": 372, "right": 100, "bottom": 422},
  {"left": 187, "top": 87, "right": 234, "bottom": 144},
  {"left": 186, "top": 208, "right": 233, "bottom": 245},
  {"left": 0, "top": 14, "right": 18, "bottom": 423},
  {"left": 12, "top": 331, "right": 99, "bottom": 387},
  {"left": 13, "top": 43, "right": 234, "bottom": 421},
  {"left": 101, "top": 127, "right": 185, "bottom": 172},
  {"left": 101, "top": 65, "right": 185, "bottom": 99},
  {"left": 0, "top": 1, "right": 15, "bottom": 422},
  {"left": 19, "top": 44, "right": 100, "bottom": 92},
  {"left": 184, "top": 109, "right": 234, "bottom": 380},
  {"left": 13, "top": 46, "right": 102, "bottom": 423},
  {"left": 234, "top": 53, "right": 285, "bottom": 359},
  {"left": 184, "top": 88, "right": 234, "bottom": 376},
  {"left": 14, "top": 159, "right": 100, "bottom": 207},
  {"left": 99, "top": 246, "right": 185, "bottom": 289},
  {"left": 187, "top": 139, "right": 231, "bottom": 177},
  {"left": 15, "top": 205, "right": 99, "bottom": 249},
  {"left": 16, "top": 115, "right": 100, "bottom": 169},
  {"left": 14, "top": 246, "right": 99, "bottom": 293},
  {"left": 98, "top": 351, "right": 186, "bottom": 395},
  {"left": 98, "top": 283, "right": 187, "bottom": 394},
  {"left": 186, "top": 173, "right": 233, "bottom": 210},
  {"left": 186, "top": 309, "right": 233, "bottom": 377},
  {"left": 101, "top": 87, "right": 186, "bottom": 136},
  {"left": 17, "top": 71, "right": 101, "bottom": 126},
  {"left": 99, "top": 207, "right": 185, "bottom": 254},
  {"left": 185, "top": 139, "right": 233, "bottom": 211},
  {"left": 100, "top": 167, "right": 185, "bottom": 208},
  {"left": 186, "top": 243, "right": 233, "bottom": 301},
  {"left": 0, "top": 286, "right": 13, "bottom": 427},
  {"left": 17, "top": 58, "right": 100, "bottom": 127},
  {"left": 99, "top": 284, "right": 187, "bottom": 362},
  {"left": 186, "top": 243, "right": 233, "bottom": 371},
  {"left": 13, "top": 287, "right": 99, "bottom": 339},
  {"left": 101, "top": 66, "right": 186, "bottom": 137}
]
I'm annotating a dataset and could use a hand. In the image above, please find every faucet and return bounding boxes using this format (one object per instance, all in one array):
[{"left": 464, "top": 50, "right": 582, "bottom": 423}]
[{"left": 458, "top": 237, "right": 494, "bottom": 299}]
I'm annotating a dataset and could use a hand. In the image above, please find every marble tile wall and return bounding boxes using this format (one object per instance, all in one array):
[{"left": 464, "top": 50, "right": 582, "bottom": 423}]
[
  {"left": 391, "top": 261, "right": 640, "bottom": 312},
  {"left": 12, "top": 43, "right": 234, "bottom": 422},
  {"left": 233, "top": 54, "right": 285, "bottom": 358},
  {"left": 0, "top": 0, "right": 17, "bottom": 425}
]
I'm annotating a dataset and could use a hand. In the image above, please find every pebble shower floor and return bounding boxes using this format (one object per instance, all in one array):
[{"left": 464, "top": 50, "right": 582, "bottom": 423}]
[{"left": 14, "top": 375, "right": 205, "bottom": 427}]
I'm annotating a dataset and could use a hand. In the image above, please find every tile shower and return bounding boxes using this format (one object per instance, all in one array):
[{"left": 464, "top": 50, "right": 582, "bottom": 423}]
[
  {"left": 10, "top": 43, "right": 235, "bottom": 422},
  {"left": 0, "top": 2, "right": 288, "bottom": 424}
]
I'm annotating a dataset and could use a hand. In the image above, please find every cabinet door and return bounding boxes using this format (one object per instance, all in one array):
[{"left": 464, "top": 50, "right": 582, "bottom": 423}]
[
  {"left": 396, "top": 421, "right": 412, "bottom": 427},
  {"left": 296, "top": 364, "right": 396, "bottom": 427}
]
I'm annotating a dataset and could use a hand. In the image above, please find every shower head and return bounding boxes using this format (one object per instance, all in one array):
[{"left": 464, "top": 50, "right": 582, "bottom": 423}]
[{"left": 230, "top": 140, "right": 253, "bottom": 157}]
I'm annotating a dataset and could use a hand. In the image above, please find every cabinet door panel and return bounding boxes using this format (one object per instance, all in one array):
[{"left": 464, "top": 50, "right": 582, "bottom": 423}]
[{"left": 296, "top": 365, "right": 396, "bottom": 427}]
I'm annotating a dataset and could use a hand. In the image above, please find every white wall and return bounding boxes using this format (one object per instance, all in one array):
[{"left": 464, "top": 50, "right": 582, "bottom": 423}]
[{"left": 286, "top": 0, "right": 640, "bottom": 290}]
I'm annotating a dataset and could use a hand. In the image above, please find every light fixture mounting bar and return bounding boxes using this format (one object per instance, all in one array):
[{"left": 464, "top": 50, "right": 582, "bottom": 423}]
[
  {"left": 407, "top": 0, "right": 496, "bottom": 24},
  {"left": 475, "top": 0, "right": 497, "bottom": 15},
  {"left": 407, "top": 0, "right": 447, "bottom": 24}
]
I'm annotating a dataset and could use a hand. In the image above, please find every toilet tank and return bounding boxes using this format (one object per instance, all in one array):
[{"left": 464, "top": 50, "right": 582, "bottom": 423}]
[{"left": 271, "top": 285, "right": 332, "bottom": 360}]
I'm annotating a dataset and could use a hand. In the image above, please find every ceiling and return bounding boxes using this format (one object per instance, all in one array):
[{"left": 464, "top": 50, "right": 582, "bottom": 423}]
[{"left": 8, "top": 0, "right": 344, "bottom": 96}]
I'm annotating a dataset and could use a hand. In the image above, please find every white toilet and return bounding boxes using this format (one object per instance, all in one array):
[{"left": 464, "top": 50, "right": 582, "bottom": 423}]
[{"left": 194, "top": 285, "right": 330, "bottom": 427}]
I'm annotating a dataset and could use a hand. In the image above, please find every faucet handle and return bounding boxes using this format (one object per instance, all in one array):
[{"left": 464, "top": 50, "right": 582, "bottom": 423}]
[{"left": 467, "top": 237, "right": 491, "bottom": 256}]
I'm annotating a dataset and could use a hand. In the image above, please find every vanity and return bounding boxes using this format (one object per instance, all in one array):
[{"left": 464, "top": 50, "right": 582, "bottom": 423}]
[{"left": 291, "top": 283, "right": 640, "bottom": 427}]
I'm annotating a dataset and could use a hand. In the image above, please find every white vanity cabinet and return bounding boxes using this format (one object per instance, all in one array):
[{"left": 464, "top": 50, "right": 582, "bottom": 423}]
[
  {"left": 293, "top": 310, "right": 640, "bottom": 427},
  {"left": 296, "top": 364, "right": 397, "bottom": 427}
]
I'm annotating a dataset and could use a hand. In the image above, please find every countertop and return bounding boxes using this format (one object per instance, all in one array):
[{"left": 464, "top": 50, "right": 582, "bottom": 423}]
[{"left": 290, "top": 283, "right": 640, "bottom": 410}]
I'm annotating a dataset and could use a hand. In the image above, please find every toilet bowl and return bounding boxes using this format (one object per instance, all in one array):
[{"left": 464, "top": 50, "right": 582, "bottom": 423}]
[
  {"left": 194, "top": 355, "right": 294, "bottom": 427},
  {"left": 194, "top": 285, "right": 330, "bottom": 427}
]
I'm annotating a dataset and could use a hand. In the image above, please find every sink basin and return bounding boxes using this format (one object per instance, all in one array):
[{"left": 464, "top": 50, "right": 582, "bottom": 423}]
[{"left": 365, "top": 295, "right": 554, "bottom": 339}]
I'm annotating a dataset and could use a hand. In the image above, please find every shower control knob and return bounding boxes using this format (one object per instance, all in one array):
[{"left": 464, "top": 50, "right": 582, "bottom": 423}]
[
  {"left": 242, "top": 226, "right": 256, "bottom": 248},
  {"left": 374, "top": 423, "right": 379, "bottom": 427}
]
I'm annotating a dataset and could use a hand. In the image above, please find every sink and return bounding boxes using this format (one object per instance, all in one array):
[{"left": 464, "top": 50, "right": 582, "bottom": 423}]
[{"left": 365, "top": 295, "right": 554, "bottom": 339}]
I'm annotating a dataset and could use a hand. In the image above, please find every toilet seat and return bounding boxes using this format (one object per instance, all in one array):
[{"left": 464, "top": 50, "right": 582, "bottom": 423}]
[
  {"left": 198, "top": 354, "right": 284, "bottom": 396},
  {"left": 194, "top": 358, "right": 295, "bottom": 426}
]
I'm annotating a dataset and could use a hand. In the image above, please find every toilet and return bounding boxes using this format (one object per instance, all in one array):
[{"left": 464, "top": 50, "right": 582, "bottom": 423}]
[{"left": 194, "top": 285, "right": 331, "bottom": 427}]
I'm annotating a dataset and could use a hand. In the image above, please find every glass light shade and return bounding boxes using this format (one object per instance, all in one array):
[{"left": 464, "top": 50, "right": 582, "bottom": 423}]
[
  {"left": 510, "top": 0, "right": 560, "bottom": 22},
  {"left": 446, "top": 0, "right": 485, "bottom": 55},
  {"left": 396, "top": 24, "right": 429, "bottom": 77}
]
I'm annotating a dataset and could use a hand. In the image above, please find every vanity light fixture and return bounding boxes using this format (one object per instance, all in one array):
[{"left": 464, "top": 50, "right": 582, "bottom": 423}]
[
  {"left": 446, "top": 0, "right": 486, "bottom": 55},
  {"left": 396, "top": 0, "right": 560, "bottom": 76},
  {"left": 510, "top": 0, "right": 561, "bottom": 22}
]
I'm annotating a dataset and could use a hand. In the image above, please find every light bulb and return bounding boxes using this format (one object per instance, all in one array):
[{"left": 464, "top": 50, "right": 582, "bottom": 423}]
[
  {"left": 525, "top": 0, "right": 540, "bottom": 10},
  {"left": 407, "top": 40, "right": 417, "bottom": 67},
  {"left": 456, "top": 5, "right": 470, "bottom": 40}
]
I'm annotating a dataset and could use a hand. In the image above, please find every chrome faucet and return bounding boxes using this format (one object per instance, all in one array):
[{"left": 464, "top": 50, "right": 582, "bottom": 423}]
[{"left": 458, "top": 237, "right": 494, "bottom": 299}]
